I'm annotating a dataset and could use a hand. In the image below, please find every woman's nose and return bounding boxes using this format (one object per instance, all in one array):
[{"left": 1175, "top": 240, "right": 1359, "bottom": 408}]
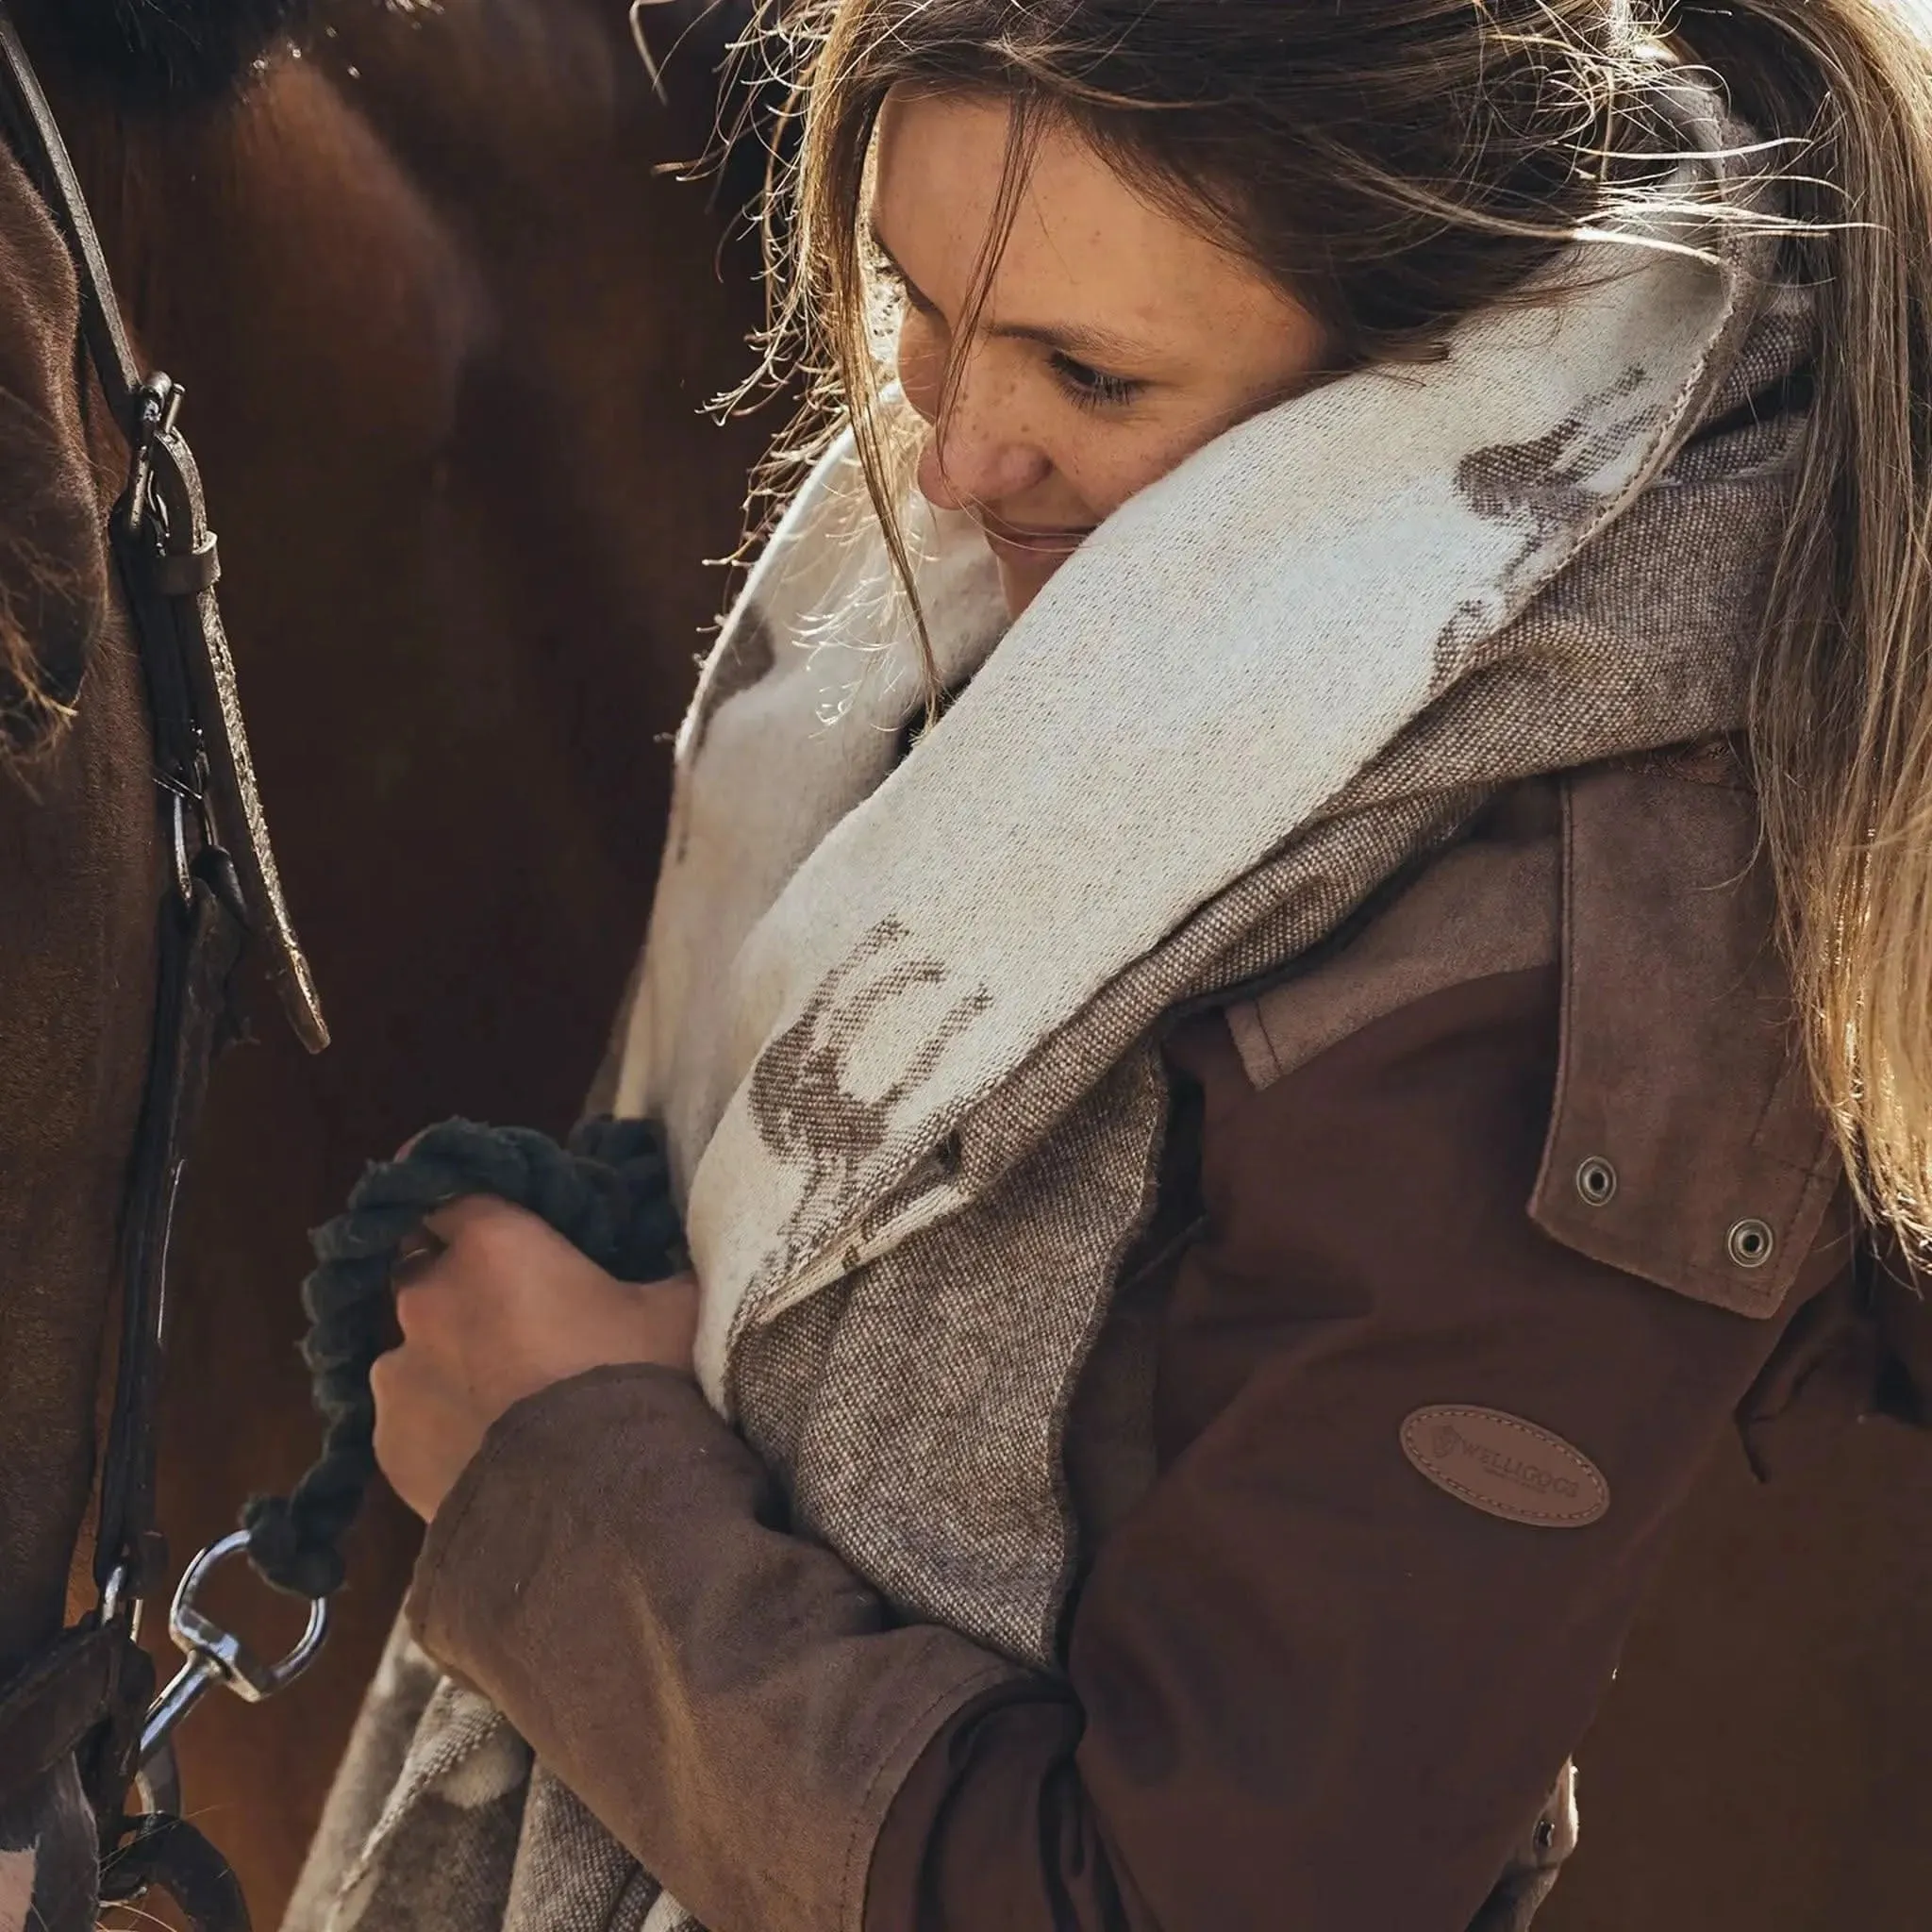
[
  {"left": 917, "top": 410, "right": 1051, "bottom": 512},
  {"left": 908, "top": 350, "right": 1051, "bottom": 512}
]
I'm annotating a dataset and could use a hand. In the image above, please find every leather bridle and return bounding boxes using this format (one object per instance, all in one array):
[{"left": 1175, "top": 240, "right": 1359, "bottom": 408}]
[{"left": 0, "top": 8, "right": 327, "bottom": 1926}]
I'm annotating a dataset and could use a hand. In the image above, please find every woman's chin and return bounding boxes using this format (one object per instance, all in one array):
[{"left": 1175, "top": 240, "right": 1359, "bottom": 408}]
[{"left": 994, "top": 550, "right": 1063, "bottom": 619}]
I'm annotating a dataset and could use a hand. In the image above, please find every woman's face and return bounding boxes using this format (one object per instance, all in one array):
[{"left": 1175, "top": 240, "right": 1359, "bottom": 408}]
[{"left": 872, "top": 91, "right": 1329, "bottom": 616}]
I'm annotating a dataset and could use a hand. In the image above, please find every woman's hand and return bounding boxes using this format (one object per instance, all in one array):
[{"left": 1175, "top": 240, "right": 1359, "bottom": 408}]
[{"left": 371, "top": 1194, "right": 698, "bottom": 1523}]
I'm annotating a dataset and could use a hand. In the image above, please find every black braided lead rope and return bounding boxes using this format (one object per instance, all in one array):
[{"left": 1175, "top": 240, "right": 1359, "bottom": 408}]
[{"left": 242, "top": 1117, "right": 685, "bottom": 1601}]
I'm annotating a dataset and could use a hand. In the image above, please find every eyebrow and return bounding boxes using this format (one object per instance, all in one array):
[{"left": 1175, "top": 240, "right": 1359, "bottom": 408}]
[{"left": 869, "top": 225, "right": 1153, "bottom": 368}]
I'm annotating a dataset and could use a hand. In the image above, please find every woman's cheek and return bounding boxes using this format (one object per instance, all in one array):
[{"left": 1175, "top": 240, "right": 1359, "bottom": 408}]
[
  {"left": 1056, "top": 445, "right": 1159, "bottom": 527},
  {"left": 1066, "top": 420, "right": 1228, "bottom": 522}
]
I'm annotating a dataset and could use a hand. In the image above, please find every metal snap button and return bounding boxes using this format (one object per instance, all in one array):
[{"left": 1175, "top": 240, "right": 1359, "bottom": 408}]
[
  {"left": 1574, "top": 1157, "right": 1618, "bottom": 1207},
  {"left": 1728, "top": 1218, "right": 1775, "bottom": 1269}
]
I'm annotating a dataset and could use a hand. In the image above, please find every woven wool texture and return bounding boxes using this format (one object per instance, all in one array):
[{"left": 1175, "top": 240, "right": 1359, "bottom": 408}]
[{"left": 287, "top": 84, "right": 1808, "bottom": 1932}]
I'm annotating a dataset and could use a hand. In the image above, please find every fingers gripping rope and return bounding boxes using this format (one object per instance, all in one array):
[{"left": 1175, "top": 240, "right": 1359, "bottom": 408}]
[{"left": 241, "top": 1117, "right": 685, "bottom": 1602}]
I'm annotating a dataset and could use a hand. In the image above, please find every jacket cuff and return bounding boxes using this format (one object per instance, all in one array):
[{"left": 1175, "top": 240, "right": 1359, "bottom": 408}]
[
  {"left": 403, "top": 1360, "right": 1023, "bottom": 1932},
  {"left": 405, "top": 1361, "right": 701, "bottom": 1645}
]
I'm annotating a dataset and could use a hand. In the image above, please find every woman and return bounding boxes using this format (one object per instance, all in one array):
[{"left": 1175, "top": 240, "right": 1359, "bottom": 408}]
[{"left": 295, "top": 3, "right": 1932, "bottom": 1928}]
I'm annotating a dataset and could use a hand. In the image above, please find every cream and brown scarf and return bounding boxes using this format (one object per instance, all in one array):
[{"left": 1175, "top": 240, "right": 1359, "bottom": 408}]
[{"left": 285, "top": 84, "right": 1806, "bottom": 1932}]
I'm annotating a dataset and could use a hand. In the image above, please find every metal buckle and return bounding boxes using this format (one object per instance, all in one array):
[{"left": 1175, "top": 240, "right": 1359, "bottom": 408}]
[
  {"left": 122, "top": 375, "right": 182, "bottom": 546},
  {"left": 139, "top": 1530, "right": 330, "bottom": 1768},
  {"left": 154, "top": 736, "right": 217, "bottom": 913}
]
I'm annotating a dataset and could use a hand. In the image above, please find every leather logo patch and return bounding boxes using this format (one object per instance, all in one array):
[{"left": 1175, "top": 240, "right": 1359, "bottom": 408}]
[{"left": 1401, "top": 1407, "right": 1608, "bottom": 1528}]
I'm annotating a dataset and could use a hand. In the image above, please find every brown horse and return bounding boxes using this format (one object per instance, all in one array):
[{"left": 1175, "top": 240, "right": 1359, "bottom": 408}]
[
  {"left": 0, "top": 7, "right": 308, "bottom": 1925},
  {"left": 45, "top": 0, "right": 769, "bottom": 1918},
  {"left": 0, "top": 0, "right": 760, "bottom": 1924}
]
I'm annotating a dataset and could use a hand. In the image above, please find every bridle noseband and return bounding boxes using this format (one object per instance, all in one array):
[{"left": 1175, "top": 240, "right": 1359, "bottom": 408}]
[{"left": 0, "top": 8, "right": 327, "bottom": 1927}]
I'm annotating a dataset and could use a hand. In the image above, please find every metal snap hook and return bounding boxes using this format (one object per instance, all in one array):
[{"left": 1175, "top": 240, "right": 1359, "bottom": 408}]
[{"left": 140, "top": 1528, "right": 331, "bottom": 1769}]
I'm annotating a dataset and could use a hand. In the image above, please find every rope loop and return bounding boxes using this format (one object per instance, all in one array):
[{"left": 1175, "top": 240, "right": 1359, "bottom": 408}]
[{"left": 242, "top": 1116, "right": 684, "bottom": 1601}]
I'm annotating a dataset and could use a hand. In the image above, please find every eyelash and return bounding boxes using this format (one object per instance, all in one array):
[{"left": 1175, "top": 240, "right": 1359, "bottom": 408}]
[{"left": 1048, "top": 353, "right": 1144, "bottom": 412}]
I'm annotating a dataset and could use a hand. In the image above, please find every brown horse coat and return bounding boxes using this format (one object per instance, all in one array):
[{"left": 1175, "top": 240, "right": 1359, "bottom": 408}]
[{"left": 0, "top": 104, "right": 160, "bottom": 1932}]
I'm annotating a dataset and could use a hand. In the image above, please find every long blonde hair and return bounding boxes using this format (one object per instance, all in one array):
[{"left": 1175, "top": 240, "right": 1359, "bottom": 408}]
[{"left": 741, "top": 0, "right": 1932, "bottom": 1254}]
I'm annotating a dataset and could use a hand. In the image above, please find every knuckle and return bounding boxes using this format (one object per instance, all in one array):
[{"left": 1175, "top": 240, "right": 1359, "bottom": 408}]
[
  {"left": 391, "top": 1286, "right": 426, "bottom": 1339},
  {"left": 393, "top": 1274, "right": 462, "bottom": 1343},
  {"left": 369, "top": 1348, "right": 399, "bottom": 1403}
]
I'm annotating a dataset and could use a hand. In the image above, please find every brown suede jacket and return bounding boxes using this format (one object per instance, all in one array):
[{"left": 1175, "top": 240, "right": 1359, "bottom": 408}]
[{"left": 405, "top": 749, "right": 1924, "bottom": 1932}]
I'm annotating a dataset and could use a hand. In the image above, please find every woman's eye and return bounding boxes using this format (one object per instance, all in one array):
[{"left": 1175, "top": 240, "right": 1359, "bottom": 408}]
[{"left": 1049, "top": 351, "right": 1144, "bottom": 410}]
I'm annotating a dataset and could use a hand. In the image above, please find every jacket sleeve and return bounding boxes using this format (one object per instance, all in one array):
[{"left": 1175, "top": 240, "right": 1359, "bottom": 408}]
[{"left": 407, "top": 965, "right": 1848, "bottom": 1932}]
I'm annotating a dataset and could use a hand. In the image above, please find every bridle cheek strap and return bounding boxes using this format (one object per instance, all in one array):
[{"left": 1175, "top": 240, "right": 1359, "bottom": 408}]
[{"left": 0, "top": 7, "right": 325, "bottom": 1926}]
